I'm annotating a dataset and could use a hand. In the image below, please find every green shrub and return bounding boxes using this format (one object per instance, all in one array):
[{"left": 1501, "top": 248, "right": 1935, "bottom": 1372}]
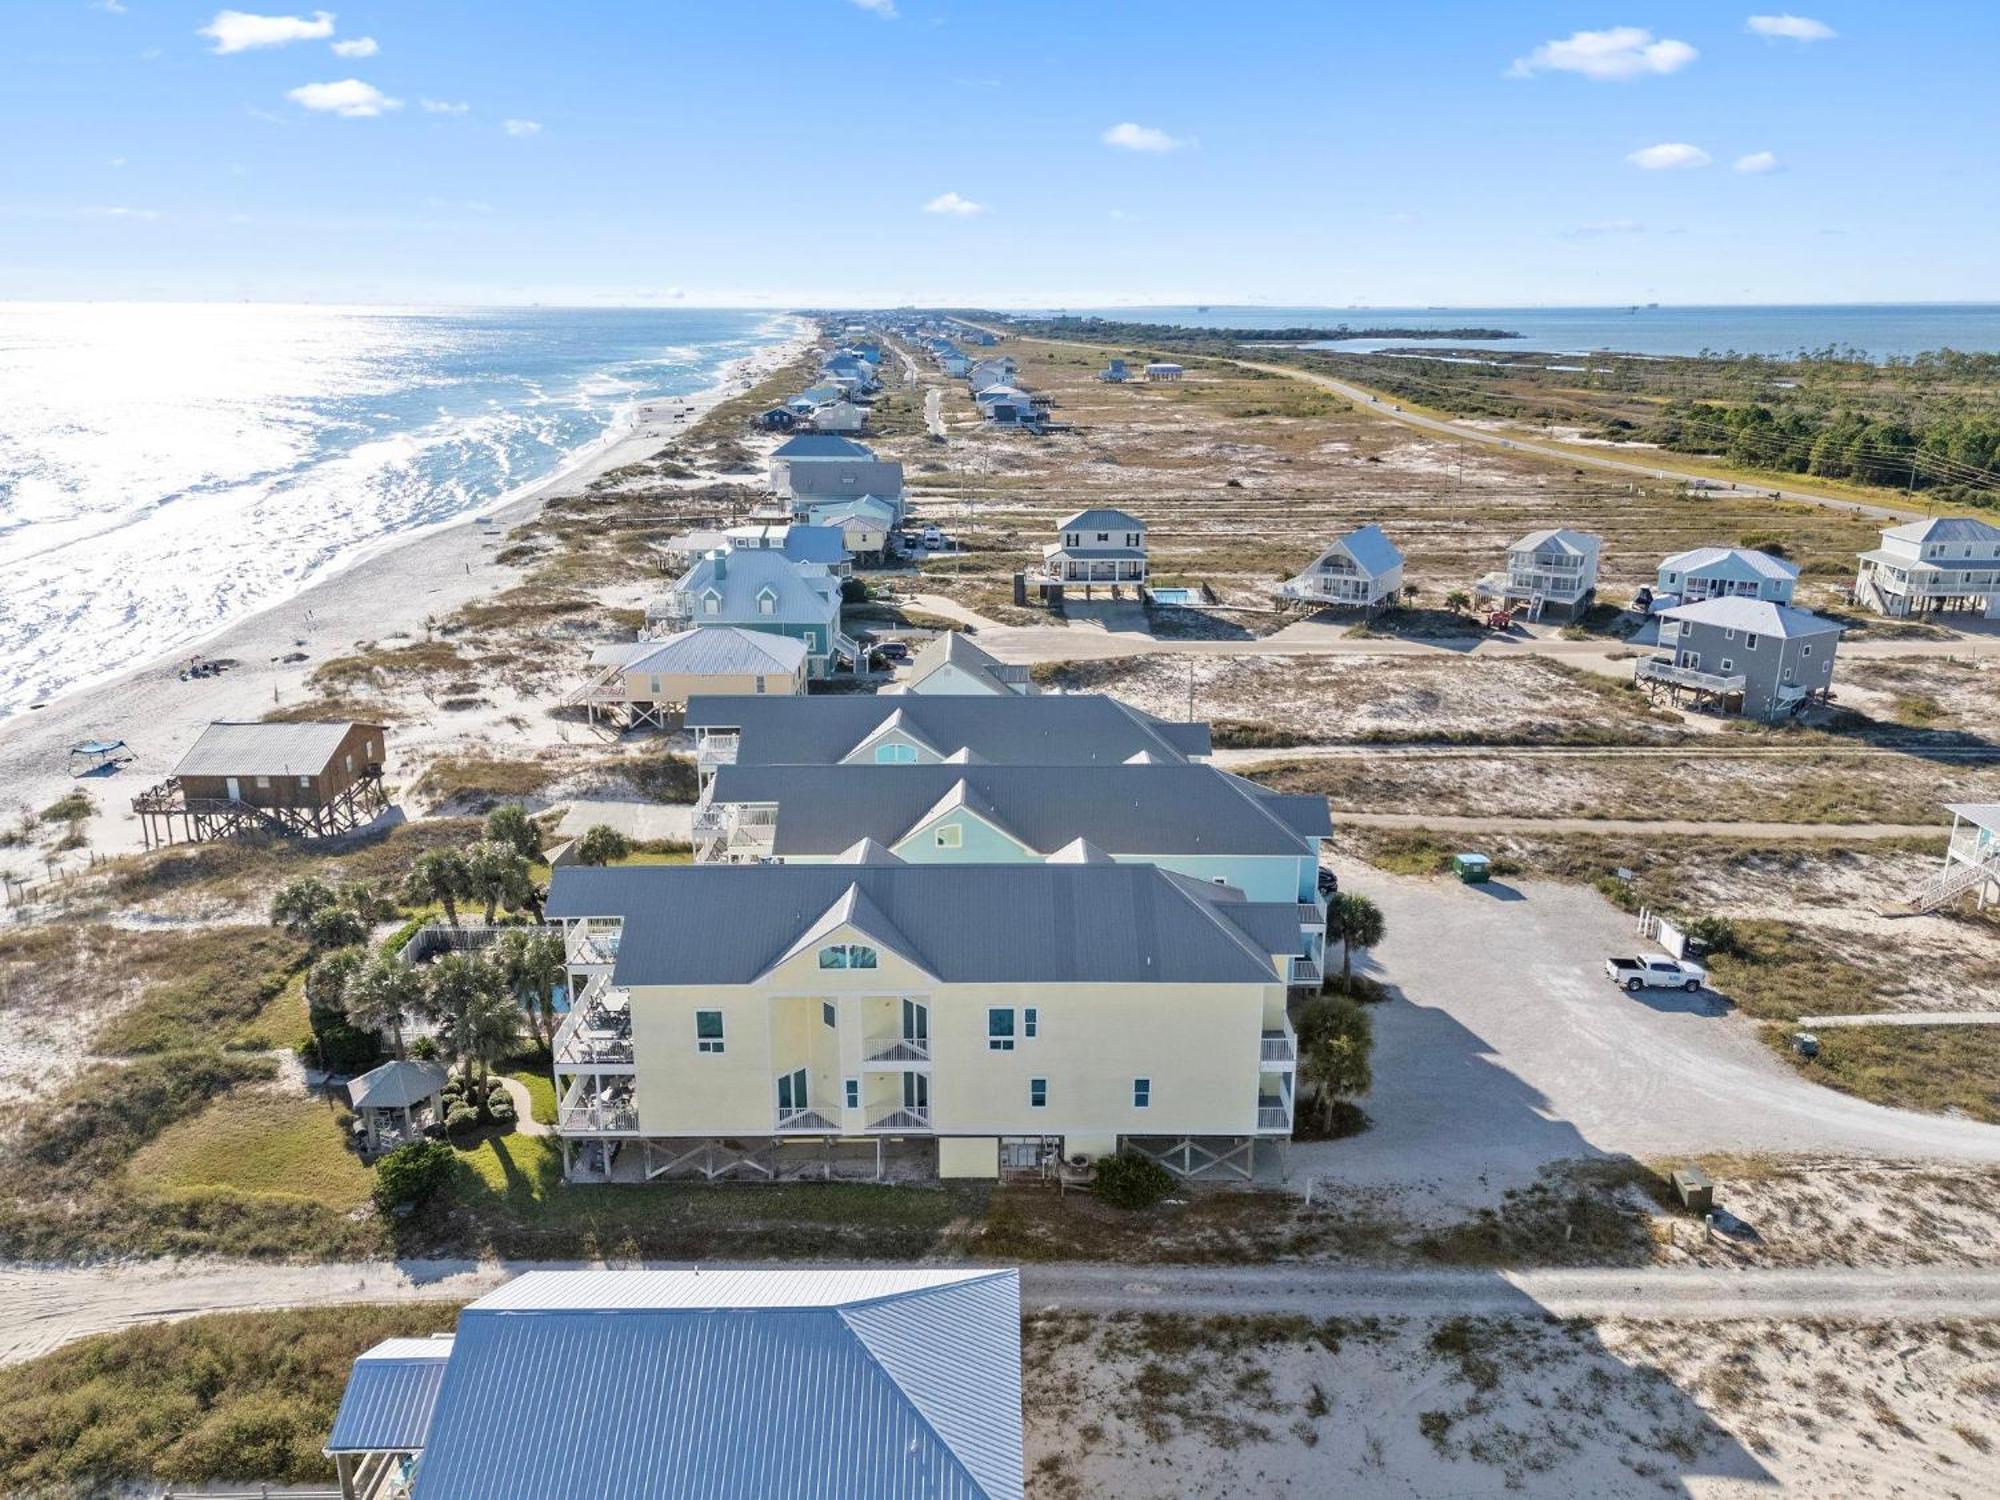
[
  {"left": 486, "top": 1095, "right": 516, "bottom": 1125},
  {"left": 444, "top": 1104, "right": 480, "bottom": 1136},
  {"left": 1093, "top": 1152, "right": 1177, "bottom": 1211},
  {"left": 371, "top": 1140, "right": 457, "bottom": 1215}
]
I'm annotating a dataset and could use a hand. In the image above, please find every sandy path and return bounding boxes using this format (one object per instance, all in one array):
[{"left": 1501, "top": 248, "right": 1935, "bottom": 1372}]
[
  {"left": 6, "top": 1258, "right": 2000, "bottom": 1368},
  {"left": 0, "top": 334, "right": 808, "bottom": 861},
  {"left": 1795, "top": 1011, "right": 2000, "bottom": 1027},
  {"left": 1337, "top": 811, "right": 1944, "bottom": 840}
]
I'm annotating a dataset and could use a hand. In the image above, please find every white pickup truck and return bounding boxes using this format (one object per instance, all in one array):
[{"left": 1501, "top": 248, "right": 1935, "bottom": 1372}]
[{"left": 1605, "top": 954, "right": 1707, "bottom": 993}]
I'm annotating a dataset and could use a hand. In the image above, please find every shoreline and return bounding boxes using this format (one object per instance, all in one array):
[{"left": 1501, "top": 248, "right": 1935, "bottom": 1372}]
[{"left": 0, "top": 322, "right": 811, "bottom": 866}]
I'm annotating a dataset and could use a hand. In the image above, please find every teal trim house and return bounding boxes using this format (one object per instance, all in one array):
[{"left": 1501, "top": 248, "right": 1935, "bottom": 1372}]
[{"left": 646, "top": 549, "right": 859, "bottom": 680}]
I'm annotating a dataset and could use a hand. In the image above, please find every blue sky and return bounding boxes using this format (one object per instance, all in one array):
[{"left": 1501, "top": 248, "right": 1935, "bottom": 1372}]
[{"left": 5, "top": 2, "right": 1995, "bottom": 307}]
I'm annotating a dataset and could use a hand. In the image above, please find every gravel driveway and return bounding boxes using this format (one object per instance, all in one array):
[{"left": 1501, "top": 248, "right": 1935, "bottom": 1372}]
[{"left": 1295, "top": 863, "right": 2000, "bottom": 1198}]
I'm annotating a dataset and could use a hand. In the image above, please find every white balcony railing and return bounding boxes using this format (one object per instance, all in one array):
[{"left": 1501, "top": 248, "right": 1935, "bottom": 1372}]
[
  {"left": 553, "top": 1008, "right": 634, "bottom": 1068},
  {"left": 1287, "top": 954, "right": 1323, "bottom": 986},
  {"left": 564, "top": 927, "right": 620, "bottom": 967},
  {"left": 775, "top": 1107, "right": 839, "bottom": 1133},
  {"left": 863, "top": 1035, "right": 931, "bottom": 1065},
  {"left": 867, "top": 1104, "right": 932, "bottom": 1132},
  {"left": 695, "top": 735, "right": 740, "bottom": 770},
  {"left": 1256, "top": 1104, "right": 1292, "bottom": 1133},
  {"left": 1635, "top": 657, "right": 1748, "bottom": 695},
  {"left": 559, "top": 1101, "right": 638, "bottom": 1134},
  {"left": 1260, "top": 1030, "right": 1297, "bottom": 1067}
]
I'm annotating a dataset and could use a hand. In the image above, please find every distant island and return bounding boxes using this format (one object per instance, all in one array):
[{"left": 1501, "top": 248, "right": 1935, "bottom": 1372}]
[{"left": 1004, "top": 315, "right": 1522, "bottom": 344}]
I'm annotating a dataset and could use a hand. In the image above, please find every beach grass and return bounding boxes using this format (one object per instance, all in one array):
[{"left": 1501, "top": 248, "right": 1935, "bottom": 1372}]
[
  {"left": 1767, "top": 1022, "right": 2000, "bottom": 1123},
  {"left": 0, "top": 1305, "right": 461, "bottom": 1496},
  {"left": 128, "top": 1088, "right": 374, "bottom": 1210}
]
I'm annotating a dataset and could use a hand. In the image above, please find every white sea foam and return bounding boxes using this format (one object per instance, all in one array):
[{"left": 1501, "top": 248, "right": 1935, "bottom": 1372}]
[{"left": 0, "top": 304, "right": 791, "bottom": 716}]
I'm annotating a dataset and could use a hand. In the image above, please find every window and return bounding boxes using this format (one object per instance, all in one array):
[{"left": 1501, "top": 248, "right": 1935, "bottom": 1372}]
[
  {"left": 987, "top": 1007, "right": 1016, "bottom": 1051},
  {"left": 1127, "top": 533, "right": 1140, "bottom": 548},
  {"left": 702, "top": 593, "right": 720, "bottom": 616},
  {"left": 1723, "top": 628, "right": 1736, "bottom": 642},
  {"left": 1801, "top": 644, "right": 1813, "bottom": 657},
  {"left": 874, "top": 742, "right": 917, "bottom": 765},
  {"left": 934, "top": 824, "right": 963, "bottom": 849},
  {"left": 755, "top": 675, "right": 767, "bottom": 695},
  {"left": 776, "top": 1068, "right": 808, "bottom": 1112},
  {"left": 649, "top": 675, "right": 663, "bottom": 697},
  {"left": 255, "top": 775, "right": 271, "bottom": 789},
  {"left": 345, "top": 754, "right": 354, "bottom": 774},
  {"left": 695, "top": 1011, "right": 725, "bottom": 1054},
  {"left": 845, "top": 1078, "right": 860, "bottom": 1110},
  {"left": 298, "top": 774, "right": 311, "bottom": 788},
  {"left": 1744, "top": 633, "right": 1759, "bottom": 650},
  {"left": 1133, "top": 1078, "right": 1151, "bottom": 1109},
  {"left": 757, "top": 589, "right": 776, "bottom": 616},
  {"left": 817, "top": 944, "right": 878, "bottom": 970},
  {"left": 822, "top": 1001, "right": 837, "bottom": 1028},
  {"left": 1095, "top": 531, "right": 1110, "bottom": 543},
  {"left": 1029, "top": 1078, "right": 1047, "bottom": 1108},
  {"left": 1023, "top": 1007, "right": 1038, "bottom": 1039},
  {"left": 1719, "top": 659, "right": 1733, "bottom": 672}
]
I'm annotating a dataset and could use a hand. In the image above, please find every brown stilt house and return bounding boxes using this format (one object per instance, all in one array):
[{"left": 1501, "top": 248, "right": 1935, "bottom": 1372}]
[{"left": 134, "top": 720, "right": 388, "bottom": 848}]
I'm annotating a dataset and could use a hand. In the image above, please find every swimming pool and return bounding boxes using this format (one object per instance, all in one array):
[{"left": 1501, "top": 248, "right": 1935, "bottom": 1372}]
[{"left": 1149, "top": 587, "right": 1205, "bottom": 606}]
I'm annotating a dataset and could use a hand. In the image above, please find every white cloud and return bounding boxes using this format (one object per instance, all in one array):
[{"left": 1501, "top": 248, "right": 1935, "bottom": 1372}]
[
  {"left": 330, "top": 36, "right": 378, "bottom": 58},
  {"left": 1510, "top": 27, "right": 1697, "bottom": 80},
  {"left": 923, "top": 191, "right": 985, "bottom": 216},
  {"left": 1627, "top": 142, "right": 1711, "bottom": 170},
  {"left": 1102, "top": 121, "right": 1191, "bottom": 153},
  {"left": 502, "top": 118, "right": 542, "bottom": 137},
  {"left": 426, "top": 196, "right": 495, "bottom": 214},
  {"left": 1747, "top": 14, "right": 1837, "bottom": 41},
  {"left": 1734, "top": 150, "right": 1781, "bottom": 173},
  {"left": 82, "top": 205, "right": 162, "bottom": 220},
  {"left": 287, "top": 79, "right": 401, "bottom": 118},
  {"left": 849, "top": 0, "right": 898, "bottom": 16},
  {"left": 421, "top": 99, "right": 470, "bottom": 114},
  {"left": 107, "top": 156, "right": 128, "bottom": 168},
  {"left": 1566, "top": 218, "right": 1645, "bottom": 237},
  {"left": 200, "top": 10, "right": 335, "bottom": 54},
  {"left": 93, "top": 0, "right": 128, "bottom": 13}
]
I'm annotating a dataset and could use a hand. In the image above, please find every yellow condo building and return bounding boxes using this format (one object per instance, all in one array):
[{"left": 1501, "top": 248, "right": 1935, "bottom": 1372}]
[{"left": 546, "top": 859, "right": 1299, "bottom": 1185}]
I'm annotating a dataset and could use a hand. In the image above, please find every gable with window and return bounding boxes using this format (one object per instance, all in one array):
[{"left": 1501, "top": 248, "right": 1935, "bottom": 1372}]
[
  {"left": 695, "top": 1010, "right": 725, "bottom": 1054},
  {"left": 987, "top": 1007, "right": 1016, "bottom": 1051},
  {"left": 817, "top": 943, "right": 879, "bottom": 970}
]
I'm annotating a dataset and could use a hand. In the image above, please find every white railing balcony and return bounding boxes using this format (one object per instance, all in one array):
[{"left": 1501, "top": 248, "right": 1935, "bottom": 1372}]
[
  {"left": 775, "top": 1107, "right": 840, "bottom": 1133},
  {"left": 691, "top": 799, "right": 729, "bottom": 834},
  {"left": 1635, "top": 657, "right": 1748, "bottom": 695},
  {"left": 1260, "top": 1029, "right": 1297, "bottom": 1067},
  {"left": 1256, "top": 1103, "right": 1293, "bottom": 1133},
  {"left": 867, "top": 1104, "right": 932, "bottom": 1132},
  {"left": 1287, "top": 954, "right": 1323, "bottom": 986},
  {"left": 696, "top": 736, "right": 740, "bottom": 770},
  {"left": 554, "top": 1011, "right": 634, "bottom": 1068},
  {"left": 863, "top": 1035, "right": 931, "bottom": 1065},
  {"left": 559, "top": 1101, "right": 638, "bottom": 1134},
  {"left": 565, "top": 928, "right": 620, "bottom": 967},
  {"left": 1948, "top": 829, "right": 1992, "bottom": 864},
  {"left": 647, "top": 593, "right": 695, "bottom": 626}
]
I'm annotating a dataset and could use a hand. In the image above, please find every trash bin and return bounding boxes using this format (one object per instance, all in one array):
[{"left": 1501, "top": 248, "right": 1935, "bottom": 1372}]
[
  {"left": 1452, "top": 852, "right": 1492, "bottom": 884},
  {"left": 1671, "top": 1167, "right": 1714, "bottom": 1214}
]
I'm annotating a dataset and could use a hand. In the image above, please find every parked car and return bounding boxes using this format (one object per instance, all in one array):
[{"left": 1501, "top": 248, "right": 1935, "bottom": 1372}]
[
  {"left": 898, "top": 531, "right": 922, "bottom": 550},
  {"left": 872, "top": 640, "right": 911, "bottom": 666},
  {"left": 1605, "top": 954, "right": 1707, "bottom": 993},
  {"left": 921, "top": 526, "right": 945, "bottom": 549}
]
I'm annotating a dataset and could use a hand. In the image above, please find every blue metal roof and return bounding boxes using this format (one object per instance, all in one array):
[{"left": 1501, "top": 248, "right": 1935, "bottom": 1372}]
[
  {"left": 327, "top": 1338, "right": 454, "bottom": 1454},
  {"left": 405, "top": 1270, "right": 1022, "bottom": 1500}
]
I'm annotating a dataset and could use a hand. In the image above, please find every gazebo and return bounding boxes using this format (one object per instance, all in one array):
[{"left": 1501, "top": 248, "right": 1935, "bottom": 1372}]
[{"left": 347, "top": 1059, "right": 449, "bottom": 1153}]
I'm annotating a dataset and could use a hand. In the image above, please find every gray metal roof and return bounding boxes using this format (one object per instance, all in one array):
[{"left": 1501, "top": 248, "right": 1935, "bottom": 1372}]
[
  {"left": 173, "top": 720, "right": 377, "bottom": 779},
  {"left": 1658, "top": 546, "right": 1799, "bottom": 582},
  {"left": 704, "top": 763, "right": 1325, "bottom": 858},
  {"left": 327, "top": 1337, "right": 453, "bottom": 1454},
  {"left": 905, "top": 633, "right": 1028, "bottom": 692},
  {"left": 724, "top": 523, "right": 852, "bottom": 567},
  {"left": 670, "top": 548, "right": 840, "bottom": 628},
  {"left": 773, "top": 433, "right": 876, "bottom": 459},
  {"left": 591, "top": 627, "right": 807, "bottom": 677},
  {"left": 546, "top": 862, "right": 1285, "bottom": 986},
  {"left": 1659, "top": 596, "right": 1844, "bottom": 638},
  {"left": 1883, "top": 517, "right": 2000, "bottom": 544},
  {"left": 347, "top": 1058, "right": 449, "bottom": 1111},
  {"left": 1511, "top": 527, "right": 1600, "bottom": 557},
  {"left": 1325, "top": 524, "right": 1403, "bottom": 578},
  {"left": 684, "top": 694, "right": 1211, "bottom": 766},
  {"left": 1946, "top": 803, "right": 2000, "bottom": 834},
  {"left": 405, "top": 1269, "right": 1022, "bottom": 1500},
  {"left": 1057, "top": 507, "right": 1146, "bottom": 533}
]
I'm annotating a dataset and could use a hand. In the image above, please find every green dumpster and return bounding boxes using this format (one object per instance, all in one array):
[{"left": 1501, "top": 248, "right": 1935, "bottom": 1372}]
[{"left": 1452, "top": 852, "right": 1492, "bottom": 884}]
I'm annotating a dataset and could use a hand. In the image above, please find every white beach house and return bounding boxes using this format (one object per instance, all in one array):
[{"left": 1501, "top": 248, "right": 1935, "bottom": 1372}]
[
  {"left": 1277, "top": 524, "right": 1405, "bottom": 610},
  {"left": 1654, "top": 545, "right": 1799, "bottom": 606},
  {"left": 1853, "top": 517, "right": 2000, "bottom": 618},
  {"left": 1478, "top": 528, "right": 1602, "bottom": 619}
]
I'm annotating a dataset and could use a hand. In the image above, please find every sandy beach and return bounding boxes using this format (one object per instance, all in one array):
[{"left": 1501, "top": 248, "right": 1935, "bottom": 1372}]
[{"left": 0, "top": 327, "right": 810, "bottom": 873}]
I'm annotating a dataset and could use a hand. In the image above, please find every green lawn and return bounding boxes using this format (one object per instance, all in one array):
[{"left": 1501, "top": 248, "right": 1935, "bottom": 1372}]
[
  {"left": 0, "top": 1305, "right": 460, "bottom": 1496},
  {"left": 500, "top": 1067, "right": 557, "bottom": 1126},
  {"left": 1771, "top": 1022, "right": 2000, "bottom": 1123},
  {"left": 127, "top": 1088, "right": 375, "bottom": 1211},
  {"left": 231, "top": 970, "right": 316, "bottom": 1052}
]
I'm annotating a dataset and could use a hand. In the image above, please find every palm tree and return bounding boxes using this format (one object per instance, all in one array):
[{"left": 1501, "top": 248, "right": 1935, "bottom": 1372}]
[
  {"left": 307, "top": 903, "right": 369, "bottom": 953},
  {"left": 1444, "top": 589, "right": 1473, "bottom": 615},
  {"left": 464, "top": 840, "right": 532, "bottom": 925},
  {"left": 343, "top": 952, "right": 426, "bottom": 1059},
  {"left": 575, "top": 824, "right": 631, "bottom": 866},
  {"left": 423, "top": 953, "right": 504, "bottom": 1080},
  {"left": 270, "top": 876, "right": 335, "bottom": 938},
  {"left": 458, "top": 982, "right": 524, "bottom": 1088},
  {"left": 405, "top": 848, "right": 471, "bottom": 926},
  {"left": 1329, "top": 891, "right": 1386, "bottom": 994},
  {"left": 484, "top": 804, "right": 544, "bottom": 862},
  {"left": 1295, "top": 994, "right": 1373, "bottom": 1134},
  {"left": 339, "top": 879, "right": 398, "bottom": 926},
  {"left": 496, "top": 928, "right": 567, "bottom": 1048}
]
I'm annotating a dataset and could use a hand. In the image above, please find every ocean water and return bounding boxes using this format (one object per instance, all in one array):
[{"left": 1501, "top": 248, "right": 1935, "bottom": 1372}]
[
  {"left": 1062, "top": 304, "right": 2000, "bottom": 361},
  {"left": 0, "top": 305, "right": 796, "bottom": 718}
]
